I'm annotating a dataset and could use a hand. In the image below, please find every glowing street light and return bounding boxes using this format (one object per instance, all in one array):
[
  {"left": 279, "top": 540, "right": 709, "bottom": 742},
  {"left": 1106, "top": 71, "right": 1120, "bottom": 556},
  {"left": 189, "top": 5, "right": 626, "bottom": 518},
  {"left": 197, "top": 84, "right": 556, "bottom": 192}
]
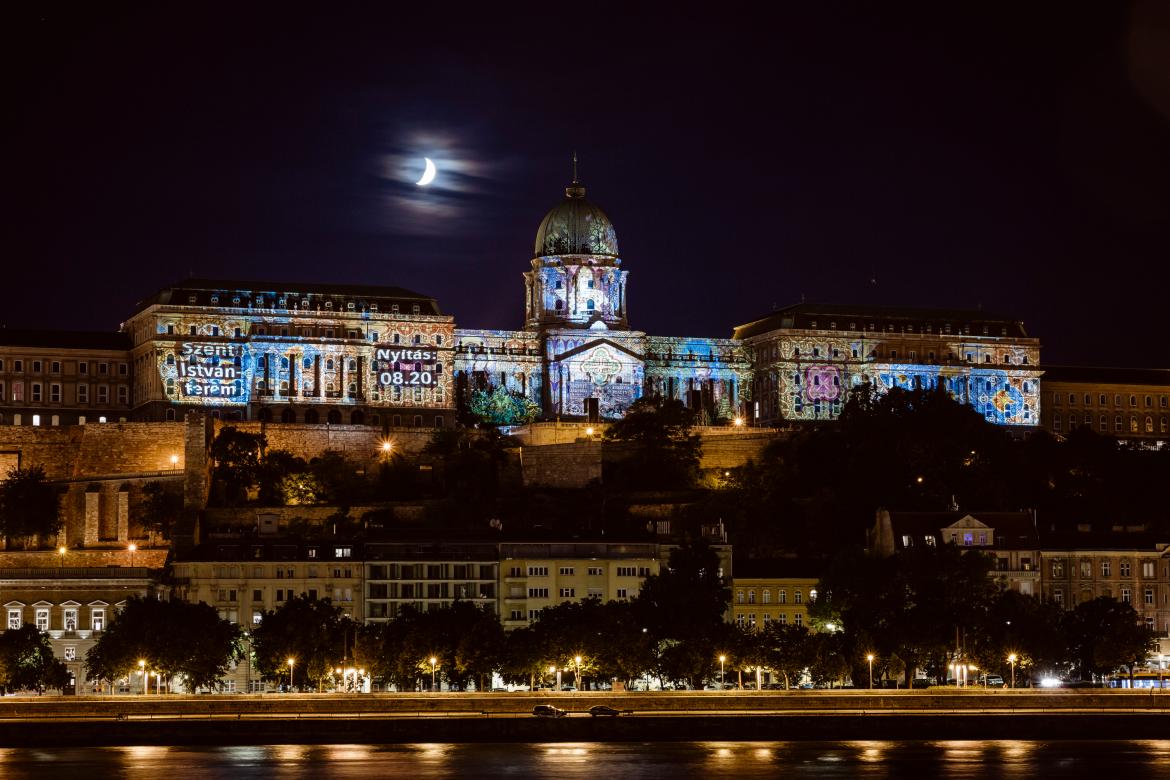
[
  {"left": 170, "top": 454, "right": 179, "bottom": 469},
  {"left": 287, "top": 657, "right": 295, "bottom": 692},
  {"left": 584, "top": 427, "right": 594, "bottom": 437},
  {"left": 57, "top": 546, "right": 67, "bottom": 568},
  {"left": 867, "top": 654, "right": 875, "bottom": 689},
  {"left": 138, "top": 659, "right": 146, "bottom": 695},
  {"left": 380, "top": 441, "right": 393, "bottom": 454},
  {"left": 719, "top": 654, "right": 726, "bottom": 689},
  {"left": 733, "top": 416, "right": 744, "bottom": 427},
  {"left": 430, "top": 656, "right": 438, "bottom": 691},
  {"left": 574, "top": 655, "right": 582, "bottom": 690},
  {"left": 128, "top": 543, "right": 137, "bottom": 568},
  {"left": 1008, "top": 653, "right": 1017, "bottom": 689}
]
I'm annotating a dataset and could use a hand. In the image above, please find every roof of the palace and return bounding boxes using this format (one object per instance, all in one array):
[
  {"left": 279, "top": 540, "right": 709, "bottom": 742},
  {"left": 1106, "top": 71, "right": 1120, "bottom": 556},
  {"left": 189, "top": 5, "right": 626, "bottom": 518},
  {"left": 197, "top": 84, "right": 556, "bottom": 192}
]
[
  {"left": 1040, "top": 365, "right": 1170, "bottom": 387},
  {"left": 0, "top": 328, "right": 131, "bottom": 350},
  {"left": 732, "top": 302, "right": 1031, "bottom": 340},
  {"left": 132, "top": 278, "right": 442, "bottom": 316},
  {"left": 533, "top": 180, "right": 620, "bottom": 259}
]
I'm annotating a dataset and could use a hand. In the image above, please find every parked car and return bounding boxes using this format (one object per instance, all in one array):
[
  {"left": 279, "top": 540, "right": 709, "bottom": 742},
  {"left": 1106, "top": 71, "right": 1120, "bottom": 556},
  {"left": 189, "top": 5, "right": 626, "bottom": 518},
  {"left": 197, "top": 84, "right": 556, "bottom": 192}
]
[
  {"left": 532, "top": 704, "right": 568, "bottom": 718},
  {"left": 982, "top": 675, "right": 1005, "bottom": 687},
  {"left": 588, "top": 705, "right": 621, "bottom": 717}
]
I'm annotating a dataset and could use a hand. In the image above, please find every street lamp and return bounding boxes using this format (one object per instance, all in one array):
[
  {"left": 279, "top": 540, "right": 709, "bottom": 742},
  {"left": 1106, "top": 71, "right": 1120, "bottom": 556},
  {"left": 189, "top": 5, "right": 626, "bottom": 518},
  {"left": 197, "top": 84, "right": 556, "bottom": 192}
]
[
  {"left": 170, "top": 454, "right": 179, "bottom": 469},
  {"left": 430, "top": 656, "right": 438, "bottom": 691},
  {"left": 58, "top": 546, "right": 67, "bottom": 570},
  {"left": 128, "top": 543, "right": 136, "bottom": 568},
  {"left": 733, "top": 416, "right": 744, "bottom": 427},
  {"left": 574, "top": 655, "right": 582, "bottom": 691},
  {"left": 287, "top": 657, "right": 295, "bottom": 692},
  {"left": 138, "top": 659, "right": 146, "bottom": 695},
  {"left": 867, "top": 654, "right": 875, "bottom": 689},
  {"left": 380, "top": 441, "right": 393, "bottom": 454},
  {"left": 1008, "top": 654, "right": 1017, "bottom": 689},
  {"left": 719, "top": 655, "right": 726, "bottom": 689}
]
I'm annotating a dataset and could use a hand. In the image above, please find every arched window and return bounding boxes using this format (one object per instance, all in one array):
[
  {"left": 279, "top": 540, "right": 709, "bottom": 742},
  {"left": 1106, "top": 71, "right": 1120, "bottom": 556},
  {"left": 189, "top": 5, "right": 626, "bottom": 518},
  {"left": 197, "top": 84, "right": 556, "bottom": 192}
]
[
  {"left": 304, "top": 409, "right": 319, "bottom": 424},
  {"left": 555, "top": 300, "right": 563, "bottom": 310},
  {"left": 1099, "top": 415, "right": 1107, "bottom": 431},
  {"left": 327, "top": 409, "right": 341, "bottom": 424},
  {"left": 348, "top": 359, "right": 357, "bottom": 371},
  {"left": 165, "top": 408, "right": 176, "bottom": 421},
  {"left": 413, "top": 415, "right": 423, "bottom": 427},
  {"left": 1130, "top": 416, "right": 1139, "bottom": 433},
  {"left": 165, "top": 354, "right": 175, "bottom": 365},
  {"left": 165, "top": 378, "right": 175, "bottom": 396},
  {"left": 326, "top": 359, "right": 335, "bottom": 371},
  {"left": 1161, "top": 417, "right": 1168, "bottom": 434},
  {"left": 347, "top": 383, "right": 357, "bottom": 398},
  {"left": 1115, "top": 415, "right": 1123, "bottom": 432},
  {"left": 1145, "top": 417, "right": 1154, "bottom": 433},
  {"left": 555, "top": 280, "right": 563, "bottom": 289},
  {"left": 258, "top": 408, "right": 273, "bottom": 422},
  {"left": 586, "top": 299, "right": 595, "bottom": 311},
  {"left": 280, "top": 408, "right": 296, "bottom": 423}
]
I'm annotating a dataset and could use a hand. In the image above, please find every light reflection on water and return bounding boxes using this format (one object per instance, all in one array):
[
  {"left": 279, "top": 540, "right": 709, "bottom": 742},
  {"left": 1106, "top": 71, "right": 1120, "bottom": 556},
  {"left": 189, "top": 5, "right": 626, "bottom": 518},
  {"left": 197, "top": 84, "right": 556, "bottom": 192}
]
[{"left": 2, "top": 741, "right": 1169, "bottom": 778}]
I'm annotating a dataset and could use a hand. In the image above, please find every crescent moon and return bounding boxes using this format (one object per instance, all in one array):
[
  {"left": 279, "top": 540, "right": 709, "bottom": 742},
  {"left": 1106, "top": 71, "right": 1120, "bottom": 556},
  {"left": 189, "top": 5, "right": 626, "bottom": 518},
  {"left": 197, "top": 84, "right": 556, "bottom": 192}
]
[{"left": 416, "top": 157, "right": 436, "bottom": 186}]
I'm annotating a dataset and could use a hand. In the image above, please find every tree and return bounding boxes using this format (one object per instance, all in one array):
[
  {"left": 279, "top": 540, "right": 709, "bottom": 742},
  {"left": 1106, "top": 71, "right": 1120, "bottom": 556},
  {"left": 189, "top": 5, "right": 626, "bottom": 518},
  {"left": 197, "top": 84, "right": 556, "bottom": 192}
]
[
  {"left": 0, "top": 465, "right": 62, "bottom": 547},
  {"left": 250, "top": 595, "right": 349, "bottom": 691},
  {"left": 1064, "top": 597, "right": 1155, "bottom": 681},
  {"left": 812, "top": 543, "right": 999, "bottom": 686},
  {"left": 140, "top": 481, "right": 183, "bottom": 540},
  {"left": 0, "top": 625, "right": 69, "bottom": 693},
  {"left": 468, "top": 386, "right": 540, "bottom": 426},
  {"left": 603, "top": 396, "right": 702, "bottom": 490},
  {"left": 762, "top": 622, "right": 816, "bottom": 689},
  {"left": 634, "top": 538, "right": 730, "bottom": 688},
  {"left": 257, "top": 450, "right": 309, "bottom": 505},
  {"left": 86, "top": 597, "right": 240, "bottom": 691},
  {"left": 968, "top": 590, "right": 1068, "bottom": 682},
  {"left": 210, "top": 427, "right": 267, "bottom": 505}
]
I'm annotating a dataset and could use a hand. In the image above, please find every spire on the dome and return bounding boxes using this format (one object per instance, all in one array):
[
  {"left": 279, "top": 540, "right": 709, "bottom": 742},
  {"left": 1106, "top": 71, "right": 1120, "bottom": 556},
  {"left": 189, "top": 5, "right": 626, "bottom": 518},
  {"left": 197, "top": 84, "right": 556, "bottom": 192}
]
[{"left": 565, "top": 150, "right": 586, "bottom": 199}]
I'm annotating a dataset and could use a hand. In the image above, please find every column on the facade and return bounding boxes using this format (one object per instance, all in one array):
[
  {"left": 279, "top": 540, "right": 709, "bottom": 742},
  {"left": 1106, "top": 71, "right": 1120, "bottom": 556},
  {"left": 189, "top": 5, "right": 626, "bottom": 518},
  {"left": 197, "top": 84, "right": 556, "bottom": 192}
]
[
  {"left": 339, "top": 355, "right": 347, "bottom": 400},
  {"left": 357, "top": 355, "right": 365, "bottom": 402},
  {"left": 290, "top": 350, "right": 299, "bottom": 398},
  {"left": 314, "top": 355, "right": 322, "bottom": 397},
  {"left": 83, "top": 490, "right": 100, "bottom": 546},
  {"left": 116, "top": 488, "right": 129, "bottom": 542}
]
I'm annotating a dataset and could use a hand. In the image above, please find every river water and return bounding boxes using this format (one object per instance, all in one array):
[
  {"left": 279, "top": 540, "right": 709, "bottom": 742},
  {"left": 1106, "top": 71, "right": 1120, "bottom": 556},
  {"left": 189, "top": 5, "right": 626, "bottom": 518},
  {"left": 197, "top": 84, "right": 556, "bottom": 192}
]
[{"left": 1, "top": 741, "right": 1166, "bottom": 778}]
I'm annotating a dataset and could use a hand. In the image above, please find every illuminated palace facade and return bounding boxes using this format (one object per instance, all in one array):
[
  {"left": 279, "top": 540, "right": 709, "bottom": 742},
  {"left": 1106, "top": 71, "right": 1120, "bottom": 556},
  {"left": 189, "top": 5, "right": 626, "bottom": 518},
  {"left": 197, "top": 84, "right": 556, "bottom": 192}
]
[
  {"left": 454, "top": 174, "right": 750, "bottom": 422},
  {"left": 123, "top": 281, "right": 456, "bottom": 427},
  {"left": 1, "top": 172, "right": 1112, "bottom": 434},
  {"left": 735, "top": 304, "right": 1043, "bottom": 428}
]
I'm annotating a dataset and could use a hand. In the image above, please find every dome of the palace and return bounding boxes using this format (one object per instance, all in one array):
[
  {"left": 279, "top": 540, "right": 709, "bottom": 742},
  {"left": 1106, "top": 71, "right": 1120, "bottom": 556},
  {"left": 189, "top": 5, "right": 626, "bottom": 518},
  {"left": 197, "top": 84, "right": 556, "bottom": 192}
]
[{"left": 533, "top": 182, "right": 620, "bottom": 258}]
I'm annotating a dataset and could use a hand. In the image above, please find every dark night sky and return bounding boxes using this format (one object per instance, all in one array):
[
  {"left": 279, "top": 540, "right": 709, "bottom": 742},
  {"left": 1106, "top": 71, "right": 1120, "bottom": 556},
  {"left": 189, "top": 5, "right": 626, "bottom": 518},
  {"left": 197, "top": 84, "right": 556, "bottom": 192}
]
[{"left": 6, "top": 3, "right": 1170, "bottom": 366}]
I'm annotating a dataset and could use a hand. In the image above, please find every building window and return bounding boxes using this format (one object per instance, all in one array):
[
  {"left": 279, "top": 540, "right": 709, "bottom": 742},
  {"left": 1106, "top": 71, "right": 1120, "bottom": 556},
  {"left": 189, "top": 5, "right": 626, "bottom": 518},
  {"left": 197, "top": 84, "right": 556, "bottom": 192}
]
[
  {"left": 1053, "top": 589, "right": 1064, "bottom": 606},
  {"left": 92, "top": 609, "right": 105, "bottom": 631},
  {"left": 559, "top": 588, "right": 575, "bottom": 598},
  {"left": 35, "top": 609, "right": 49, "bottom": 631},
  {"left": 559, "top": 567, "right": 575, "bottom": 576},
  {"left": 64, "top": 608, "right": 77, "bottom": 630},
  {"left": 793, "top": 613, "right": 803, "bottom": 626},
  {"left": 794, "top": 590, "right": 803, "bottom": 604},
  {"left": 528, "top": 566, "right": 549, "bottom": 577},
  {"left": 1051, "top": 561, "right": 1065, "bottom": 577},
  {"left": 1121, "top": 561, "right": 1131, "bottom": 577},
  {"left": 1121, "top": 588, "right": 1131, "bottom": 604},
  {"left": 1143, "top": 561, "right": 1155, "bottom": 578},
  {"left": 1101, "top": 560, "right": 1111, "bottom": 577},
  {"left": 747, "top": 590, "right": 756, "bottom": 604},
  {"left": 762, "top": 590, "right": 771, "bottom": 604},
  {"left": 7, "top": 609, "right": 21, "bottom": 630},
  {"left": 527, "top": 588, "right": 549, "bottom": 598},
  {"left": 1145, "top": 589, "right": 1155, "bottom": 606}
]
